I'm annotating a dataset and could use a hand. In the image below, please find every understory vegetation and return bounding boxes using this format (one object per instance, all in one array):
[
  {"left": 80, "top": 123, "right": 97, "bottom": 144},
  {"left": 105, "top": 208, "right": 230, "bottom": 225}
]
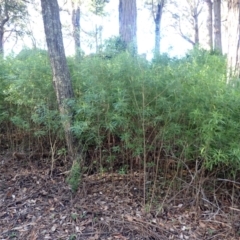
[{"left": 1, "top": 47, "right": 240, "bottom": 196}]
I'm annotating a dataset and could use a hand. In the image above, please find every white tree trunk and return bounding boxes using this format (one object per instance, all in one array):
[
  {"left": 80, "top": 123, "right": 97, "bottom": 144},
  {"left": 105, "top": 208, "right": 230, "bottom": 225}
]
[
  {"left": 227, "top": 0, "right": 240, "bottom": 80},
  {"left": 71, "top": 1, "right": 81, "bottom": 59},
  {"left": 205, "top": 0, "right": 213, "bottom": 50},
  {"left": 214, "top": 0, "right": 222, "bottom": 53}
]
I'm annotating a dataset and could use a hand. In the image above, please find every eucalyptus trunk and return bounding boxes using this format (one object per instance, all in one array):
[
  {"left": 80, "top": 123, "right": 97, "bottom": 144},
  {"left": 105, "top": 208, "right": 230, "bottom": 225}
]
[
  {"left": 40, "top": 0, "right": 75, "bottom": 156},
  {"left": 119, "top": 0, "right": 137, "bottom": 54},
  {"left": 205, "top": 0, "right": 213, "bottom": 50},
  {"left": 0, "top": 29, "right": 3, "bottom": 55},
  {"left": 227, "top": 0, "right": 240, "bottom": 80},
  {"left": 214, "top": 0, "right": 222, "bottom": 53},
  {"left": 71, "top": 1, "right": 81, "bottom": 59},
  {"left": 0, "top": 5, "right": 9, "bottom": 56},
  {"left": 154, "top": 2, "right": 164, "bottom": 55},
  {"left": 193, "top": 8, "right": 200, "bottom": 45}
]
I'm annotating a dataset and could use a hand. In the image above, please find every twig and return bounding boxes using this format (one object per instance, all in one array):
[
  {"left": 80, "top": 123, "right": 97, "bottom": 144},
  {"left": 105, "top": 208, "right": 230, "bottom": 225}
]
[
  {"left": 217, "top": 178, "right": 240, "bottom": 185},
  {"left": 229, "top": 206, "right": 240, "bottom": 212}
]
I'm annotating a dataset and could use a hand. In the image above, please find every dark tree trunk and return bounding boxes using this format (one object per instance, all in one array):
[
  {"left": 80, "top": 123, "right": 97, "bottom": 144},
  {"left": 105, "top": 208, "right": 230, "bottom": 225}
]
[
  {"left": 71, "top": 1, "right": 81, "bottom": 59},
  {"left": 119, "top": 0, "right": 137, "bottom": 54},
  {"left": 154, "top": 2, "right": 164, "bottom": 55},
  {"left": 227, "top": 0, "right": 240, "bottom": 80},
  {"left": 205, "top": 0, "right": 213, "bottom": 50},
  {"left": 0, "top": 3, "right": 10, "bottom": 56},
  {"left": 193, "top": 8, "right": 200, "bottom": 45},
  {"left": 0, "top": 28, "right": 4, "bottom": 55},
  {"left": 40, "top": 0, "right": 75, "bottom": 156},
  {"left": 214, "top": 0, "right": 222, "bottom": 53}
]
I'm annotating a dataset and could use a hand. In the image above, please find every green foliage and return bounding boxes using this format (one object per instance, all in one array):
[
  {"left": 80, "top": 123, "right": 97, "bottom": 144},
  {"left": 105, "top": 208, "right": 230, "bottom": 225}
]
[
  {"left": 1, "top": 48, "right": 62, "bottom": 139},
  {"left": 0, "top": 57, "right": 10, "bottom": 124},
  {"left": 101, "top": 36, "right": 127, "bottom": 57},
  {"left": 2, "top": 47, "right": 240, "bottom": 175},
  {"left": 69, "top": 47, "right": 239, "bottom": 173},
  {"left": 70, "top": 212, "right": 78, "bottom": 220},
  {"left": 87, "top": 0, "right": 109, "bottom": 16},
  {"left": 67, "top": 160, "right": 81, "bottom": 192},
  {"left": 68, "top": 234, "right": 77, "bottom": 240},
  {"left": 1, "top": 0, "right": 29, "bottom": 45}
]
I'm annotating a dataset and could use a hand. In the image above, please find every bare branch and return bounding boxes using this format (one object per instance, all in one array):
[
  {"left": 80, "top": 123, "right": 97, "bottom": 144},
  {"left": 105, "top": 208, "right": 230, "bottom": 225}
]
[{"left": 178, "top": 21, "right": 195, "bottom": 46}]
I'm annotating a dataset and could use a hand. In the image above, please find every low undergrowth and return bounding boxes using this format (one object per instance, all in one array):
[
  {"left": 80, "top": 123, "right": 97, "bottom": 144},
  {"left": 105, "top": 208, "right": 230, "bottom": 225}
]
[{"left": 1, "top": 47, "right": 240, "bottom": 203}]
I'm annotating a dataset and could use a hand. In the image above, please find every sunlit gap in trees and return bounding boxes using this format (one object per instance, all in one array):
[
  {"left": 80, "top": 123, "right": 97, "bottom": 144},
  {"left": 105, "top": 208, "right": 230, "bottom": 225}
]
[{"left": 3, "top": 0, "right": 192, "bottom": 59}]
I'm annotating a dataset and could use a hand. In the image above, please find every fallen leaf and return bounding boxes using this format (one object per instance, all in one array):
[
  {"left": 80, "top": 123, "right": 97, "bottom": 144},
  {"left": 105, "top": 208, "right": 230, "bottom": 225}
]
[
  {"left": 199, "top": 221, "right": 206, "bottom": 228},
  {"left": 125, "top": 215, "right": 133, "bottom": 222},
  {"left": 51, "top": 224, "right": 57, "bottom": 232}
]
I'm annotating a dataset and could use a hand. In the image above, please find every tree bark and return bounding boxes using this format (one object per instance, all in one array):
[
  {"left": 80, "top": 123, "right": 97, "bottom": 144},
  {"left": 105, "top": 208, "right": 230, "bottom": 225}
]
[
  {"left": 193, "top": 7, "right": 200, "bottom": 45},
  {"left": 153, "top": 1, "right": 164, "bottom": 55},
  {"left": 71, "top": 1, "right": 81, "bottom": 59},
  {"left": 0, "top": 28, "right": 4, "bottom": 55},
  {"left": 40, "top": 0, "right": 75, "bottom": 156},
  {"left": 227, "top": 0, "right": 240, "bottom": 80},
  {"left": 214, "top": 0, "right": 222, "bottom": 53},
  {"left": 0, "top": 1, "right": 10, "bottom": 55},
  {"left": 119, "top": 0, "right": 137, "bottom": 54},
  {"left": 205, "top": 0, "right": 213, "bottom": 50}
]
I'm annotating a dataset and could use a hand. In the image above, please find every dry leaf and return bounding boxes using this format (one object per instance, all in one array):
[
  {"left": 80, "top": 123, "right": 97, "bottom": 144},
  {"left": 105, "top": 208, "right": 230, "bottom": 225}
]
[
  {"left": 51, "top": 224, "right": 57, "bottom": 232},
  {"left": 125, "top": 215, "right": 133, "bottom": 222},
  {"left": 199, "top": 221, "right": 206, "bottom": 228}
]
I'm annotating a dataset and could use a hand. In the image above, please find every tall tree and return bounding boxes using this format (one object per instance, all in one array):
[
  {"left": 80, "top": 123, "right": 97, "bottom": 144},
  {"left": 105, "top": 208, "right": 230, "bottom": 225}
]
[
  {"left": 90, "top": 0, "right": 108, "bottom": 53},
  {"left": 213, "top": 0, "right": 222, "bottom": 53},
  {"left": 187, "top": 0, "right": 203, "bottom": 45},
  {"left": 119, "top": 0, "right": 137, "bottom": 53},
  {"left": 205, "top": 0, "right": 213, "bottom": 50},
  {"left": 58, "top": 0, "right": 82, "bottom": 58},
  {"left": 71, "top": 0, "right": 81, "bottom": 58},
  {"left": 146, "top": 0, "right": 165, "bottom": 55},
  {"left": 227, "top": 0, "right": 240, "bottom": 79},
  {"left": 171, "top": 0, "right": 204, "bottom": 47},
  {"left": 40, "top": 0, "right": 75, "bottom": 155},
  {"left": 0, "top": 0, "right": 28, "bottom": 55}
]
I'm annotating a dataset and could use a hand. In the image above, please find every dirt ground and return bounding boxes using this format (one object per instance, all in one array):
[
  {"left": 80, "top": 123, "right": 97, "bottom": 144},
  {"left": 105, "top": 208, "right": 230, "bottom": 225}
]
[{"left": 1, "top": 151, "right": 240, "bottom": 240}]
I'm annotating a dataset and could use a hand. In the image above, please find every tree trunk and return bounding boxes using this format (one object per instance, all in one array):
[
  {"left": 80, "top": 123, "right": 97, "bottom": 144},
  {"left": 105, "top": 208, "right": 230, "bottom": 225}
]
[
  {"left": 154, "top": 2, "right": 164, "bottom": 55},
  {"left": 95, "top": 25, "right": 103, "bottom": 53},
  {"left": 214, "top": 0, "right": 222, "bottom": 53},
  {"left": 40, "top": 0, "right": 75, "bottom": 156},
  {"left": 71, "top": 1, "right": 81, "bottom": 59},
  {"left": 177, "top": 0, "right": 203, "bottom": 47},
  {"left": 0, "top": 2, "right": 10, "bottom": 56},
  {"left": 0, "top": 28, "right": 4, "bottom": 55},
  {"left": 193, "top": 8, "right": 200, "bottom": 45},
  {"left": 227, "top": 0, "right": 240, "bottom": 80},
  {"left": 205, "top": 0, "right": 213, "bottom": 50},
  {"left": 119, "top": 0, "right": 137, "bottom": 54}
]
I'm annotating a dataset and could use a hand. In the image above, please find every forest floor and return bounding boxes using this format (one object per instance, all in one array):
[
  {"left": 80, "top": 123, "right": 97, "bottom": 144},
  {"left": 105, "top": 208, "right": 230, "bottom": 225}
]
[{"left": 0, "top": 151, "right": 240, "bottom": 240}]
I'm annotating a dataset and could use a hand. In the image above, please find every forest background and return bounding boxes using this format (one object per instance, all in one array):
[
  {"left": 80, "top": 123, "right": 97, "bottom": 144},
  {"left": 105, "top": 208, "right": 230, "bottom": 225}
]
[{"left": 4, "top": 1, "right": 200, "bottom": 58}]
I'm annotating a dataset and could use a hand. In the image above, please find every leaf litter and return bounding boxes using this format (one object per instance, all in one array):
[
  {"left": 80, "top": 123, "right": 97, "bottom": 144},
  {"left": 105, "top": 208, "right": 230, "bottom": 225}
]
[{"left": 0, "top": 152, "right": 240, "bottom": 240}]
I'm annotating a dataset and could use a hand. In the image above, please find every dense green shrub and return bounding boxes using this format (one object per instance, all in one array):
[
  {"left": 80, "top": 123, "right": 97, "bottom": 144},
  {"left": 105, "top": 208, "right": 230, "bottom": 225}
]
[
  {"left": 67, "top": 160, "right": 81, "bottom": 192},
  {"left": 2, "top": 47, "right": 240, "bottom": 174},
  {"left": 0, "top": 58, "right": 9, "bottom": 125},
  {"left": 69, "top": 48, "right": 239, "bottom": 172},
  {"left": 0, "top": 49, "right": 63, "bottom": 143}
]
